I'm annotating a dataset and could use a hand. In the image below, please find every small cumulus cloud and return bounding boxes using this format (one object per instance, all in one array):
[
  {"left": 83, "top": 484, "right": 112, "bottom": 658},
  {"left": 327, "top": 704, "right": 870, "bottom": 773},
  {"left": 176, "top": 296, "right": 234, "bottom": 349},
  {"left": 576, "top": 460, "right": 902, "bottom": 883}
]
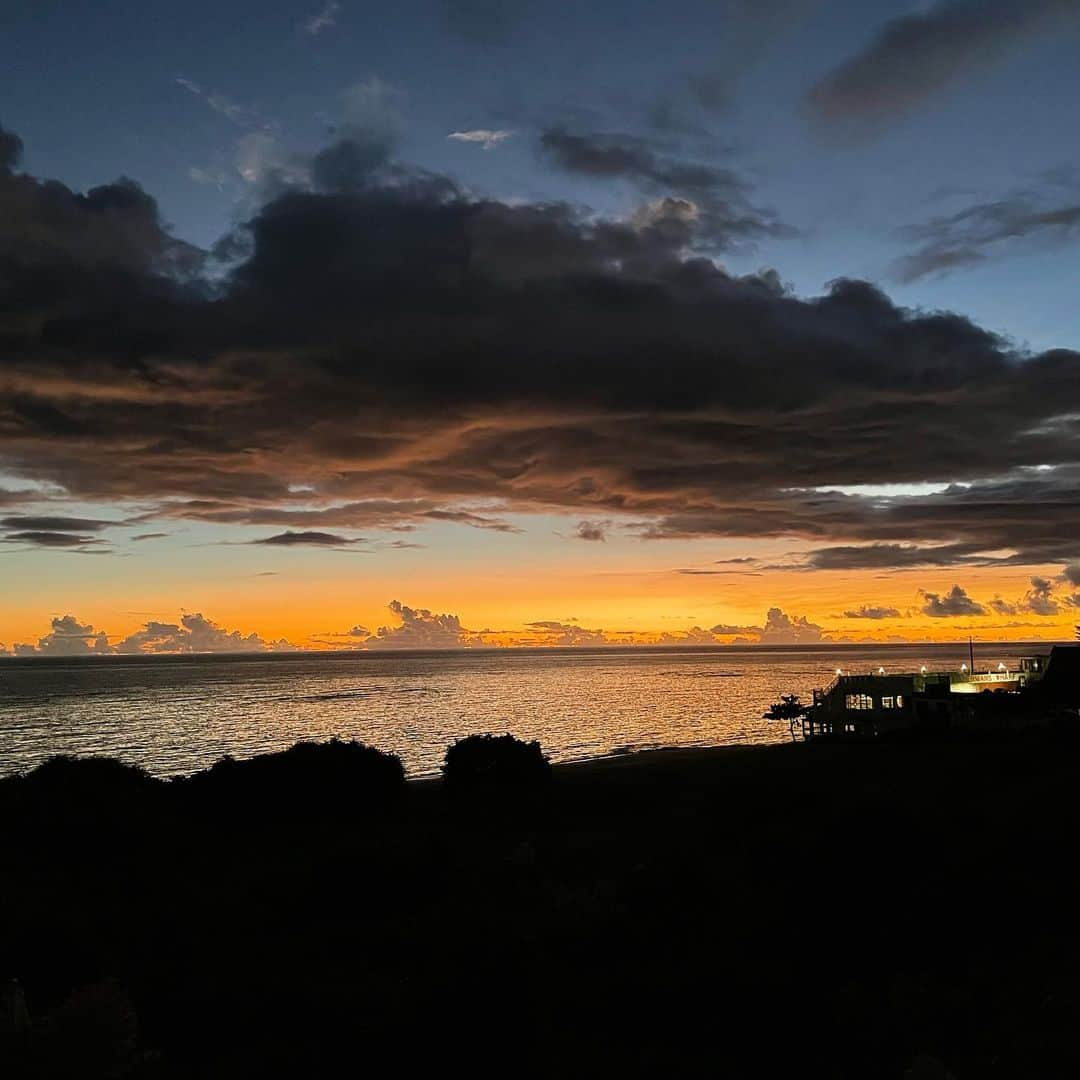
[
  {"left": 573, "top": 520, "right": 606, "bottom": 542},
  {"left": 841, "top": 605, "right": 902, "bottom": 620},
  {"left": 447, "top": 129, "right": 514, "bottom": 150},
  {"left": 14, "top": 615, "right": 112, "bottom": 656},
  {"left": 920, "top": 584, "right": 986, "bottom": 618}
]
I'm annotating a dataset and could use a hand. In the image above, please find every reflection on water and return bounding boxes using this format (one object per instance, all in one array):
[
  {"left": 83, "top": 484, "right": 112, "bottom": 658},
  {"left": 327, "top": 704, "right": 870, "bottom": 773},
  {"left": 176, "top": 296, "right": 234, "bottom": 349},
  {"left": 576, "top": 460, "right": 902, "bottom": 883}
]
[{"left": 0, "top": 643, "right": 1045, "bottom": 777}]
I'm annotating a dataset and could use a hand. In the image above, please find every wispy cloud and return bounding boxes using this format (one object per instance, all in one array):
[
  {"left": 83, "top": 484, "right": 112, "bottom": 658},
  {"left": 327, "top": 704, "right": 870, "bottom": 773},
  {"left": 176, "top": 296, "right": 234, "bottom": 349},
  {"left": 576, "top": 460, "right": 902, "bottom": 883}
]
[
  {"left": 893, "top": 179, "right": 1080, "bottom": 282},
  {"left": 1, "top": 531, "right": 109, "bottom": 551},
  {"left": 303, "top": 1, "right": 340, "bottom": 36},
  {"left": 808, "top": 0, "right": 1080, "bottom": 137},
  {"left": 175, "top": 77, "right": 263, "bottom": 128}
]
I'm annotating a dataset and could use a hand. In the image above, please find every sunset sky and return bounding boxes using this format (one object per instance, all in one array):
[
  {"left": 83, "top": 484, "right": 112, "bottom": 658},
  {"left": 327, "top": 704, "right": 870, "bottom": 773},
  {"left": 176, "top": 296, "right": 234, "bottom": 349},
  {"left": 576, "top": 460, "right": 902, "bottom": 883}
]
[{"left": 3, "top": 0, "right": 1080, "bottom": 653}]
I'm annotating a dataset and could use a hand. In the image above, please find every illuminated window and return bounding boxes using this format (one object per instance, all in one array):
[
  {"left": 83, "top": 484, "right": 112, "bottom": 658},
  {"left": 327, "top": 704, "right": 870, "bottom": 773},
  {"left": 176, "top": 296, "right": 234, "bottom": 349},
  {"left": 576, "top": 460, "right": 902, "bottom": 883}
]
[
  {"left": 882, "top": 696, "right": 895, "bottom": 709},
  {"left": 845, "top": 693, "right": 873, "bottom": 711},
  {"left": 896, "top": 695, "right": 904, "bottom": 708}
]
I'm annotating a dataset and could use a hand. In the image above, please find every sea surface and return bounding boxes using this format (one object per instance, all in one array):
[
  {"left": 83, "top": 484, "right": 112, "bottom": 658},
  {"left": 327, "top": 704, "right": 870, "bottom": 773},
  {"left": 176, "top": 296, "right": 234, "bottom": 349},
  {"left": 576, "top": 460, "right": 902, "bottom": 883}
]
[{"left": 0, "top": 642, "right": 1048, "bottom": 778}]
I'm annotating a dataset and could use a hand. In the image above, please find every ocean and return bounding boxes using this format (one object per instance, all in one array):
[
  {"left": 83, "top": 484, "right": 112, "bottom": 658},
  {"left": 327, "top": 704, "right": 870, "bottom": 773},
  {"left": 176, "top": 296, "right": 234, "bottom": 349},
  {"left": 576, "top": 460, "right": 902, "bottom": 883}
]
[{"left": 0, "top": 642, "right": 1046, "bottom": 777}]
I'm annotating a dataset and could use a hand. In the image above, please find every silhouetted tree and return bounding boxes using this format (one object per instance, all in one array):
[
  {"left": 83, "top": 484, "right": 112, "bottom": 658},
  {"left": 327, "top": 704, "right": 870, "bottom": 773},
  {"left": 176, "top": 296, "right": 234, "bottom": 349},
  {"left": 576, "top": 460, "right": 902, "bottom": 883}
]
[
  {"left": 442, "top": 733, "right": 551, "bottom": 801},
  {"left": 763, "top": 694, "right": 809, "bottom": 741}
]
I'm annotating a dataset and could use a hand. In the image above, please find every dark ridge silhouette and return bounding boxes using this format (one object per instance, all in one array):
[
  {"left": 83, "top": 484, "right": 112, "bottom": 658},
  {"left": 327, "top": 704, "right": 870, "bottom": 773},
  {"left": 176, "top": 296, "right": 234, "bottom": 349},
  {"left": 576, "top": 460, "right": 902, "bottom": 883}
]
[
  {"left": 441, "top": 732, "right": 552, "bottom": 802},
  {"left": 5, "top": 730, "right": 1080, "bottom": 1076}
]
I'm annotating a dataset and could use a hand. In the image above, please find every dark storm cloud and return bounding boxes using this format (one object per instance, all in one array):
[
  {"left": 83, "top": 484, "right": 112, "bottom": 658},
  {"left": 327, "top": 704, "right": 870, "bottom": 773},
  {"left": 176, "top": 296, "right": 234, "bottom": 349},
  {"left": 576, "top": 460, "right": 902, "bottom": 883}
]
[
  {"left": 893, "top": 185, "right": 1080, "bottom": 282},
  {"left": 920, "top": 585, "right": 985, "bottom": 618},
  {"left": 538, "top": 128, "right": 787, "bottom": 250},
  {"left": 0, "top": 124, "right": 202, "bottom": 301},
  {"left": 2, "top": 126, "right": 1080, "bottom": 572},
  {"left": 809, "top": 0, "right": 1080, "bottom": 135}
]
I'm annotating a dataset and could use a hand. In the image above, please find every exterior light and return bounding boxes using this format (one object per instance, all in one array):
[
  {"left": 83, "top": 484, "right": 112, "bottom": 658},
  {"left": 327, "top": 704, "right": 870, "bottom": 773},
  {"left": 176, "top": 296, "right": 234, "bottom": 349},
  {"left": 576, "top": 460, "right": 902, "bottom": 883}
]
[
  {"left": 920, "top": 665, "right": 927, "bottom": 674},
  {"left": 878, "top": 666, "right": 885, "bottom": 674},
  {"left": 836, "top": 668, "right": 843, "bottom": 676},
  {"left": 998, "top": 662, "right": 1006, "bottom": 671},
  {"left": 961, "top": 663, "right": 968, "bottom": 672}
]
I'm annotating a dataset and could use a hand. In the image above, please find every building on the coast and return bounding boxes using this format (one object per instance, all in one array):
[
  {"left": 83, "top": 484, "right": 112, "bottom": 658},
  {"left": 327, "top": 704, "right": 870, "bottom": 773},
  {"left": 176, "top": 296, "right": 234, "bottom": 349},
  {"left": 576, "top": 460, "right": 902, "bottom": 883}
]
[{"left": 802, "top": 648, "right": 1071, "bottom": 739}]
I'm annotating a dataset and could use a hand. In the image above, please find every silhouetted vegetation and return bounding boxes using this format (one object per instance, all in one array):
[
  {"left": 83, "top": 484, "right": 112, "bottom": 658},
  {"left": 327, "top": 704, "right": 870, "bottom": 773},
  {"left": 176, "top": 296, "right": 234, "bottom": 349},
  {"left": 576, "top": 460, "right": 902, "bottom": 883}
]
[
  {"left": 177, "top": 737, "right": 405, "bottom": 817},
  {"left": 441, "top": 733, "right": 551, "bottom": 801},
  {"left": 5, "top": 730, "right": 1080, "bottom": 1076}
]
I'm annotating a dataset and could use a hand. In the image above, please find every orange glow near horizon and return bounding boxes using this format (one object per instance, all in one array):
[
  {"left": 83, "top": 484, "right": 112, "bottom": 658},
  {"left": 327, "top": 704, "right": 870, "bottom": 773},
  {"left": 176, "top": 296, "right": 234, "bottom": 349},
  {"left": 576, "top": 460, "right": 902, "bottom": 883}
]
[{"left": 3, "top": 547, "right": 1076, "bottom": 652}]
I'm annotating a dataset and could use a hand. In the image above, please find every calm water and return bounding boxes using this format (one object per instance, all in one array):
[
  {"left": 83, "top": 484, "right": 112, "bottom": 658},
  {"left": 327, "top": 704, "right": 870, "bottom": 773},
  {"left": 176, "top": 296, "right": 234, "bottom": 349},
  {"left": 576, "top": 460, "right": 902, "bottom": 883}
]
[{"left": 0, "top": 643, "right": 1045, "bottom": 777}]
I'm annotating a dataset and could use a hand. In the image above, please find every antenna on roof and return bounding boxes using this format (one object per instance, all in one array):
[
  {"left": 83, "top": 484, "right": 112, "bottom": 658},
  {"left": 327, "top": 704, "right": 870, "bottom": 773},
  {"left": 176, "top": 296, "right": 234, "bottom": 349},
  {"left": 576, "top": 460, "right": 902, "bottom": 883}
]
[{"left": 969, "top": 635, "right": 975, "bottom": 674}]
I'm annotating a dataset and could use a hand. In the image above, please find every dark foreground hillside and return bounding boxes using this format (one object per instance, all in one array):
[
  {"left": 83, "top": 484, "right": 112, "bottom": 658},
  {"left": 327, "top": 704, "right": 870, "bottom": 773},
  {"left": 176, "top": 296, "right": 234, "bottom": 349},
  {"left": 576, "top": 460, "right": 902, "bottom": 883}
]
[{"left": 4, "top": 732, "right": 1080, "bottom": 1078}]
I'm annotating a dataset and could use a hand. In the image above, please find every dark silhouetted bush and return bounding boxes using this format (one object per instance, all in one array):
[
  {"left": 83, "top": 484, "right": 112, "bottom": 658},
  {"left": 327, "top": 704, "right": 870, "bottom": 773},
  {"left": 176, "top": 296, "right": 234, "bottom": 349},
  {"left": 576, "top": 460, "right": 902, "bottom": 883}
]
[
  {"left": 442, "top": 733, "right": 551, "bottom": 800},
  {"left": 17, "top": 754, "right": 156, "bottom": 801},
  {"left": 2, "top": 756, "right": 160, "bottom": 834},
  {"left": 179, "top": 738, "right": 405, "bottom": 815}
]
